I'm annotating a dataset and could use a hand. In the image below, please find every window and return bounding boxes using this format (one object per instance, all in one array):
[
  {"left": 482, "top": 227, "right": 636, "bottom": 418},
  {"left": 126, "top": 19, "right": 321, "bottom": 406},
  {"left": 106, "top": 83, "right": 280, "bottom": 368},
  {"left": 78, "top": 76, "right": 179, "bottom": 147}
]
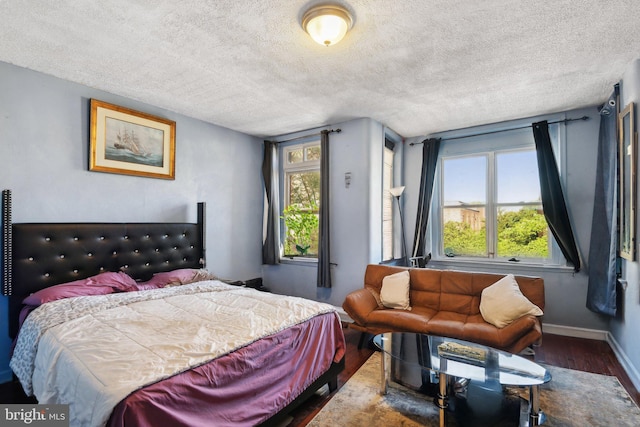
[
  {"left": 382, "top": 145, "right": 395, "bottom": 261},
  {"left": 434, "top": 124, "right": 563, "bottom": 266},
  {"left": 281, "top": 141, "right": 321, "bottom": 258}
]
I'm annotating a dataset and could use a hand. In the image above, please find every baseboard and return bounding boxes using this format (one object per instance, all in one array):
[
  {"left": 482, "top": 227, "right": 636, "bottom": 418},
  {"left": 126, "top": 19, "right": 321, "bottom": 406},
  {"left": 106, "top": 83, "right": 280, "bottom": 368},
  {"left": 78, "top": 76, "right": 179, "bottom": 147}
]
[
  {"left": 542, "top": 323, "right": 608, "bottom": 341},
  {"left": 606, "top": 332, "right": 640, "bottom": 392}
]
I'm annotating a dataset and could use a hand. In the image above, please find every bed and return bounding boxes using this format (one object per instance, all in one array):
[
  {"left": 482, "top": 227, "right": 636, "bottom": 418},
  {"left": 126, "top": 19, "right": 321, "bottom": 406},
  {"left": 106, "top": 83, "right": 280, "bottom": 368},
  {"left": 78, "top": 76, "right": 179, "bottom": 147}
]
[{"left": 2, "top": 192, "right": 345, "bottom": 427}]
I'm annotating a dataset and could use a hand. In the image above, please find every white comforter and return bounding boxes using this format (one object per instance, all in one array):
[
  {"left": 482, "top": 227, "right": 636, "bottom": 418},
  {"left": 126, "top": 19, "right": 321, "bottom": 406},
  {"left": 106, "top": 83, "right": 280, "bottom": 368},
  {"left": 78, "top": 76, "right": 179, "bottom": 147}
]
[{"left": 10, "top": 280, "right": 337, "bottom": 427}]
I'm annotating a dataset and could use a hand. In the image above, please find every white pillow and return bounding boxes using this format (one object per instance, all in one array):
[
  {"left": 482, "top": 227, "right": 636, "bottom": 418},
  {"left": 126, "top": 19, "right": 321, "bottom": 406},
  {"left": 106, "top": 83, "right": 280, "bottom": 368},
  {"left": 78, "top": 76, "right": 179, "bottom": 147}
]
[
  {"left": 480, "top": 274, "right": 543, "bottom": 328},
  {"left": 380, "top": 270, "right": 411, "bottom": 310}
]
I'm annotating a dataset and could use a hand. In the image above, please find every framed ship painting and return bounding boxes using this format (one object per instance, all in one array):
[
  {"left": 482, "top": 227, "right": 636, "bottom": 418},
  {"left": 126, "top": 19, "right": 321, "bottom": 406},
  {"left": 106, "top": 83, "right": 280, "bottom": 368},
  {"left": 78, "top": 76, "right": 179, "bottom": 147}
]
[{"left": 89, "top": 99, "right": 176, "bottom": 179}]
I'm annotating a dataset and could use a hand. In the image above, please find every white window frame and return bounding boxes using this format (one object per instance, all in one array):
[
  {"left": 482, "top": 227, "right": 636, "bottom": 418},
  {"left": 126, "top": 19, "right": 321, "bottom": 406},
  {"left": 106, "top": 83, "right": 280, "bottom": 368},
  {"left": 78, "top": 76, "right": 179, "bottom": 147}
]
[
  {"left": 280, "top": 140, "right": 321, "bottom": 261},
  {"left": 440, "top": 149, "right": 548, "bottom": 261},
  {"left": 430, "top": 121, "right": 568, "bottom": 269},
  {"left": 382, "top": 146, "right": 395, "bottom": 261}
]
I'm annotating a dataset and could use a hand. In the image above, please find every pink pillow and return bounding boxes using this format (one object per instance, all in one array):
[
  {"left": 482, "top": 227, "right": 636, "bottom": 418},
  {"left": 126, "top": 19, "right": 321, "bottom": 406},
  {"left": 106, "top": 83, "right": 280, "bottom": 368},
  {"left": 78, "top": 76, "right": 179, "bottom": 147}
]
[
  {"left": 134, "top": 268, "right": 199, "bottom": 290},
  {"left": 22, "top": 271, "right": 138, "bottom": 306},
  {"left": 131, "top": 281, "right": 161, "bottom": 291}
]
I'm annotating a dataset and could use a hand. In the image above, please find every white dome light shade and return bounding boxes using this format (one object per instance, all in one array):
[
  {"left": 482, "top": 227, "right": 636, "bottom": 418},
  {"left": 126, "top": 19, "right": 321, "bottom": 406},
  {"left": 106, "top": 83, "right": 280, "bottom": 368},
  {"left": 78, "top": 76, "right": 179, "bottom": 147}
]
[{"left": 302, "top": 5, "right": 353, "bottom": 47}]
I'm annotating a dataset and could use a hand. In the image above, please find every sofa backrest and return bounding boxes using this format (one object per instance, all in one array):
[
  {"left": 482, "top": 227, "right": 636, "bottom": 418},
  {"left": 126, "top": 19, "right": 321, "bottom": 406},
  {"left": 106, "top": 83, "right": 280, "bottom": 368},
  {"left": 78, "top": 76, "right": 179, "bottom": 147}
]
[{"left": 364, "top": 264, "right": 545, "bottom": 315}]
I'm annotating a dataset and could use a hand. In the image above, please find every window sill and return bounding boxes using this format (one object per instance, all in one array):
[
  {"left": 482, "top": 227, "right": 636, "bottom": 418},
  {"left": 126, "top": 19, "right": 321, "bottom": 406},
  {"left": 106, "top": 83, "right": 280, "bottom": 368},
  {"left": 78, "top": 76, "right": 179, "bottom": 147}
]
[
  {"left": 427, "top": 257, "right": 576, "bottom": 275},
  {"left": 280, "top": 256, "right": 318, "bottom": 267}
]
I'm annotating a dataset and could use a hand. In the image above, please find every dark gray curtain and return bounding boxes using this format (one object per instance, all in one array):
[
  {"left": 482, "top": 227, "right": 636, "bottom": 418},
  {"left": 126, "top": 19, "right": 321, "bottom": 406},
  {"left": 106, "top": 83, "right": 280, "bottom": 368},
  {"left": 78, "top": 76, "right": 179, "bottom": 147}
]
[
  {"left": 587, "top": 86, "right": 619, "bottom": 315},
  {"left": 532, "top": 121, "right": 581, "bottom": 271},
  {"left": 261, "top": 141, "right": 280, "bottom": 265},
  {"left": 317, "top": 130, "right": 332, "bottom": 288},
  {"left": 411, "top": 138, "right": 441, "bottom": 259}
]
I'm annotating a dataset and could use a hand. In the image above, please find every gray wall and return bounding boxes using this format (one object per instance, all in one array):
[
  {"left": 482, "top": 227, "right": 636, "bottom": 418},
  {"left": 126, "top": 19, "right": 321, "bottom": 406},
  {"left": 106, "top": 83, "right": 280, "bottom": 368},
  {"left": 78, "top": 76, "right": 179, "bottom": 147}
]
[
  {"left": 0, "top": 61, "right": 264, "bottom": 382},
  {"left": 610, "top": 59, "right": 640, "bottom": 390}
]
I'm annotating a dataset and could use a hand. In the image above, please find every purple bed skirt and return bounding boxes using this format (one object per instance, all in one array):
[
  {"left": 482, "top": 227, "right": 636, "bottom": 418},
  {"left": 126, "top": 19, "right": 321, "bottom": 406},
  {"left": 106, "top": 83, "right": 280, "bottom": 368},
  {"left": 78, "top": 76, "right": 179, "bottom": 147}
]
[{"left": 106, "top": 312, "right": 345, "bottom": 427}]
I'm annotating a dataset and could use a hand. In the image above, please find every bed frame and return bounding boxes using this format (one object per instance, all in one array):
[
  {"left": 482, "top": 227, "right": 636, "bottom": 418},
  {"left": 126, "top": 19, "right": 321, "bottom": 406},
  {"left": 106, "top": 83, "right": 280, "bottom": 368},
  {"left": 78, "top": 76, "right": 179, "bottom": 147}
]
[
  {"left": 1, "top": 189, "right": 342, "bottom": 425},
  {"left": 2, "top": 190, "right": 206, "bottom": 339}
]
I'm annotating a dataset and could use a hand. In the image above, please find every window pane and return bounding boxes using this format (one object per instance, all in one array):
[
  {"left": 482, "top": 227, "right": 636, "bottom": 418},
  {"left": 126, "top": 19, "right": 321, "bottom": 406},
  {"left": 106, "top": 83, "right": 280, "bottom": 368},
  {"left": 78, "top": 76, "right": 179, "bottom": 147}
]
[
  {"left": 288, "top": 171, "right": 320, "bottom": 206},
  {"left": 287, "top": 148, "right": 303, "bottom": 164},
  {"left": 382, "top": 220, "right": 393, "bottom": 260},
  {"left": 442, "top": 206, "right": 486, "bottom": 257},
  {"left": 497, "top": 206, "right": 548, "bottom": 258},
  {"left": 382, "top": 147, "right": 394, "bottom": 260},
  {"left": 497, "top": 151, "right": 540, "bottom": 203},
  {"left": 282, "top": 208, "right": 319, "bottom": 257},
  {"left": 441, "top": 156, "right": 487, "bottom": 257},
  {"left": 443, "top": 156, "right": 486, "bottom": 205},
  {"left": 306, "top": 145, "right": 321, "bottom": 161},
  {"left": 284, "top": 171, "right": 320, "bottom": 257}
]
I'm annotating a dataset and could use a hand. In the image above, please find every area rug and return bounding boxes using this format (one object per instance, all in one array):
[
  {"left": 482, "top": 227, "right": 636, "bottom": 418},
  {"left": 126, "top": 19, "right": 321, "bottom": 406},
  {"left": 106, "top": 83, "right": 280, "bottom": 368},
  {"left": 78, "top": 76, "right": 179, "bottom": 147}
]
[{"left": 308, "top": 353, "right": 640, "bottom": 426}]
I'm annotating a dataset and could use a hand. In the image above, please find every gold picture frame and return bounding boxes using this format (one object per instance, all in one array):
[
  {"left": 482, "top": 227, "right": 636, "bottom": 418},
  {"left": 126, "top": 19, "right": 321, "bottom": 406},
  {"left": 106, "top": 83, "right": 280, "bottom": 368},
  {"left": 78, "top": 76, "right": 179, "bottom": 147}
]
[
  {"left": 619, "top": 102, "right": 636, "bottom": 260},
  {"left": 89, "top": 99, "right": 176, "bottom": 180}
]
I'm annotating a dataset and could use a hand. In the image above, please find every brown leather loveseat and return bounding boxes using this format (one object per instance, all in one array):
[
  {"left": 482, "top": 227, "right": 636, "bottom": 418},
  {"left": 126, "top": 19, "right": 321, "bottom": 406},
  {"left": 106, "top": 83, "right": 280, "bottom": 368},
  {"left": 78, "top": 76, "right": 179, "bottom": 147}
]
[{"left": 342, "top": 264, "right": 545, "bottom": 354}]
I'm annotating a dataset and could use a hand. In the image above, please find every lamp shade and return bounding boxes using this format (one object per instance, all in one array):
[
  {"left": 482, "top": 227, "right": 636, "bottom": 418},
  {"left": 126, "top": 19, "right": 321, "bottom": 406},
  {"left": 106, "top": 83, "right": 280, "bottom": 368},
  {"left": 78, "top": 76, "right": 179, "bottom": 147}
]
[
  {"left": 302, "top": 5, "right": 353, "bottom": 47},
  {"left": 389, "top": 186, "right": 405, "bottom": 198}
]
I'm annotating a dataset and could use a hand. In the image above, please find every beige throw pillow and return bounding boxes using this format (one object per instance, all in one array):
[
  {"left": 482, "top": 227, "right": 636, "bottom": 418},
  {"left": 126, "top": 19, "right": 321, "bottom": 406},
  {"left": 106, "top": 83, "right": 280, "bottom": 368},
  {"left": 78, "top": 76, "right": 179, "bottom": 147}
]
[
  {"left": 380, "top": 270, "right": 411, "bottom": 310},
  {"left": 480, "top": 274, "right": 543, "bottom": 328}
]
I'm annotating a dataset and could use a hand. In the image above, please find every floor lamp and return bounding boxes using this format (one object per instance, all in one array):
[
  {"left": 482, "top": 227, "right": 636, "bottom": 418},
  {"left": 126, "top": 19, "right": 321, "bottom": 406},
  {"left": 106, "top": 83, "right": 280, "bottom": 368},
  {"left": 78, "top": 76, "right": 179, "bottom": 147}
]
[{"left": 389, "top": 186, "right": 409, "bottom": 266}]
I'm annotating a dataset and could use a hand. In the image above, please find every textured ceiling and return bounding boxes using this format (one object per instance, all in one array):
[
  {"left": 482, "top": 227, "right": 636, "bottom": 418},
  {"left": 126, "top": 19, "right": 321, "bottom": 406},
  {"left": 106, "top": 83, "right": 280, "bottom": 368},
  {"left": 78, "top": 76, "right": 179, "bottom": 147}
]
[{"left": 1, "top": 1, "right": 640, "bottom": 138}]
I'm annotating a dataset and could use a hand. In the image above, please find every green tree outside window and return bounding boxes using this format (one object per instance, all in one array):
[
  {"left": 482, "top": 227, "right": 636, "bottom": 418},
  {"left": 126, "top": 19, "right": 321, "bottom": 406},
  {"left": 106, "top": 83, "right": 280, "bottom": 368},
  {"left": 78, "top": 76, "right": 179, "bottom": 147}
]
[{"left": 283, "top": 170, "right": 320, "bottom": 256}]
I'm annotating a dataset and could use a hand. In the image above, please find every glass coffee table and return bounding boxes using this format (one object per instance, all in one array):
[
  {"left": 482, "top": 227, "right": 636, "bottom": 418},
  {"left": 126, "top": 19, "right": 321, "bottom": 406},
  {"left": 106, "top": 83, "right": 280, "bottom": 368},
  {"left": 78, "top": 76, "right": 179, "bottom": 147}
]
[{"left": 373, "top": 333, "right": 551, "bottom": 427}]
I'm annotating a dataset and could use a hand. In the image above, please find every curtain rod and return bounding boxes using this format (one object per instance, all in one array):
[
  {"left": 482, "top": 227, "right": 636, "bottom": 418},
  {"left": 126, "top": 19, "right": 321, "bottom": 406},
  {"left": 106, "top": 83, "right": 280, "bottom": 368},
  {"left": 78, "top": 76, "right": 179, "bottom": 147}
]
[
  {"left": 409, "top": 116, "right": 589, "bottom": 146},
  {"left": 267, "top": 128, "right": 341, "bottom": 144}
]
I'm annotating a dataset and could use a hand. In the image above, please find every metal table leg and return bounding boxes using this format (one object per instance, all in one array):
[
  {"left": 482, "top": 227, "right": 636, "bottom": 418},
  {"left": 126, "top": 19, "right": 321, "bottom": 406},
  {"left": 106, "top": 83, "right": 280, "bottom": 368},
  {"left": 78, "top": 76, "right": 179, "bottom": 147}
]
[
  {"left": 380, "top": 334, "right": 391, "bottom": 395},
  {"left": 525, "top": 384, "right": 547, "bottom": 426},
  {"left": 435, "top": 372, "right": 448, "bottom": 427}
]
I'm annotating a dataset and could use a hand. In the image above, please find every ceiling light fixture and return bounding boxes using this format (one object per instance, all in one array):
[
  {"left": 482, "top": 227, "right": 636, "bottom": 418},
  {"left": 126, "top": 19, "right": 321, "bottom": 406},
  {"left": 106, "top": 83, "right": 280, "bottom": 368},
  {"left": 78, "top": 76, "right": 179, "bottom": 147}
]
[{"left": 301, "top": 4, "right": 353, "bottom": 47}]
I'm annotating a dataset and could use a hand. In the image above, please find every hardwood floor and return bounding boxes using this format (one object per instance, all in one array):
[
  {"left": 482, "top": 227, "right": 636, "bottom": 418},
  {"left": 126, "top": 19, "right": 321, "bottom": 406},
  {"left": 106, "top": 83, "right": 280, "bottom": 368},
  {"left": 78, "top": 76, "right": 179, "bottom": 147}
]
[
  {"left": 533, "top": 333, "right": 640, "bottom": 406},
  {"left": 1, "top": 327, "right": 638, "bottom": 425}
]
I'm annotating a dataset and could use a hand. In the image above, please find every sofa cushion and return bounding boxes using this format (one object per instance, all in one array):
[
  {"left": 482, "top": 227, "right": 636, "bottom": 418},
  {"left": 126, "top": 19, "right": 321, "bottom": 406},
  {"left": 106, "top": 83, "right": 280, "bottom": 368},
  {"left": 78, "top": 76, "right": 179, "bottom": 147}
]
[
  {"left": 367, "top": 306, "right": 434, "bottom": 333},
  {"left": 380, "top": 270, "right": 411, "bottom": 310},
  {"left": 440, "top": 271, "right": 475, "bottom": 309},
  {"left": 480, "top": 274, "right": 543, "bottom": 328},
  {"left": 463, "top": 314, "right": 541, "bottom": 349},
  {"left": 425, "top": 311, "right": 466, "bottom": 338}
]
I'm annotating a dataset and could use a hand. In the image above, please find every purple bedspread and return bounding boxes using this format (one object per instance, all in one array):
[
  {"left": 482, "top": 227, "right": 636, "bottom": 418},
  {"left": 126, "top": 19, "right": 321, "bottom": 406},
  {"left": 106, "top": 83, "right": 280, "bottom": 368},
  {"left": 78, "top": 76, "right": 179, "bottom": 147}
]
[{"left": 106, "top": 312, "right": 345, "bottom": 427}]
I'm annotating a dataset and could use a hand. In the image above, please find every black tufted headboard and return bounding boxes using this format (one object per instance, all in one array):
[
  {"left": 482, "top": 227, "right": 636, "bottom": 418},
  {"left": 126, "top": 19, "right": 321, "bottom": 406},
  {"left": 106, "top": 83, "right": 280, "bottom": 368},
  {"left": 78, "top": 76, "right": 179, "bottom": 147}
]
[{"left": 2, "top": 193, "right": 206, "bottom": 338}]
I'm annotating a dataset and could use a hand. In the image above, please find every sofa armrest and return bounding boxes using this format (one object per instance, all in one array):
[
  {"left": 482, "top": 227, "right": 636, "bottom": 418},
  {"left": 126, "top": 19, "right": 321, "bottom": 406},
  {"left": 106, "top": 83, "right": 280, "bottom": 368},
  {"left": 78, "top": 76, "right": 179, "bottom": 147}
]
[
  {"left": 495, "top": 315, "right": 543, "bottom": 352},
  {"left": 342, "top": 288, "right": 380, "bottom": 325}
]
